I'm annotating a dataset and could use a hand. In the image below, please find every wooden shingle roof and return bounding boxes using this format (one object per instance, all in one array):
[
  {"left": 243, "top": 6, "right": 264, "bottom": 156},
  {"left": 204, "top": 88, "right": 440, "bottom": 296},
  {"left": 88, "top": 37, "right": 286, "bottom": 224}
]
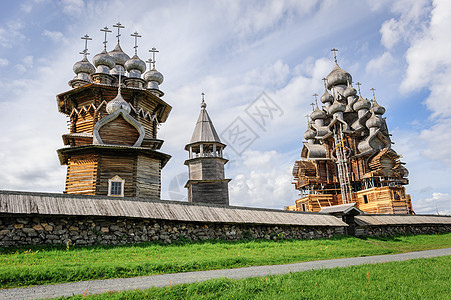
[
  {"left": 0, "top": 191, "right": 346, "bottom": 227},
  {"left": 355, "top": 214, "right": 451, "bottom": 226}
]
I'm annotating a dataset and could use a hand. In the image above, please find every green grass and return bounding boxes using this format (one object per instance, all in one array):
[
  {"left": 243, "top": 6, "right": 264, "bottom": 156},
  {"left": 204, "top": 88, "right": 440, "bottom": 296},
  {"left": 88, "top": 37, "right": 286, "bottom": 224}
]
[
  {"left": 0, "top": 233, "right": 450, "bottom": 289},
  {"left": 61, "top": 256, "right": 451, "bottom": 300}
]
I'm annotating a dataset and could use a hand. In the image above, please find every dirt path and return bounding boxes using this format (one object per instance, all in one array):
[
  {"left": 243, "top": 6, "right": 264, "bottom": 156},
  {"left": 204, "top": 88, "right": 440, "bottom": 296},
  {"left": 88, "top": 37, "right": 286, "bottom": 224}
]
[{"left": 1, "top": 247, "right": 450, "bottom": 299}]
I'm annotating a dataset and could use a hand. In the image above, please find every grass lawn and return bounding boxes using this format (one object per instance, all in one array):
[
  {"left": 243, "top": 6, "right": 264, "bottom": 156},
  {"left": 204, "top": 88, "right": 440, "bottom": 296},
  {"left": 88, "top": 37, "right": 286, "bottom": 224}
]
[
  {"left": 0, "top": 233, "right": 450, "bottom": 289},
  {"left": 59, "top": 256, "right": 451, "bottom": 299}
]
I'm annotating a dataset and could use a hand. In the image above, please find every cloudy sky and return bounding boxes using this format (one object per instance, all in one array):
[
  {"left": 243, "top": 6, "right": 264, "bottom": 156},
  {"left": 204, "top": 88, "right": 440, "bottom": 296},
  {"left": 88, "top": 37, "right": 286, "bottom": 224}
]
[{"left": 0, "top": 0, "right": 450, "bottom": 214}]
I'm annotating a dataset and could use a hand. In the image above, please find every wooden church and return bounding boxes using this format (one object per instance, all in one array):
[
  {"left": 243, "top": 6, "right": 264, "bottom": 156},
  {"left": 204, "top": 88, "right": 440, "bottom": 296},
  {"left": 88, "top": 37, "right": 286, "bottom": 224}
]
[
  {"left": 56, "top": 24, "right": 171, "bottom": 200},
  {"left": 287, "top": 50, "right": 414, "bottom": 214}
]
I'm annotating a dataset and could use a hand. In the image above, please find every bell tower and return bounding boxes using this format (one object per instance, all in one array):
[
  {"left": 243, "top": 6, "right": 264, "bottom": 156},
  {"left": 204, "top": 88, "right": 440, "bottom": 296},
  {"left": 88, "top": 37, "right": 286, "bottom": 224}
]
[
  {"left": 184, "top": 94, "right": 231, "bottom": 205},
  {"left": 56, "top": 24, "right": 171, "bottom": 200}
]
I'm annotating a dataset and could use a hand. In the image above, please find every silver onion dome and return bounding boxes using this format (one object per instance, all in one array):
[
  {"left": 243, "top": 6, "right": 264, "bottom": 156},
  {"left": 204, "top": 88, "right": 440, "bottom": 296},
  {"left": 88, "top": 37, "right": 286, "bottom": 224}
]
[
  {"left": 125, "top": 54, "right": 146, "bottom": 78},
  {"left": 106, "top": 93, "right": 131, "bottom": 114},
  {"left": 320, "top": 89, "right": 334, "bottom": 104},
  {"left": 325, "top": 63, "right": 352, "bottom": 89},
  {"left": 372, "top": 100, "right": 386, "bottom": 115},
  {"left": 343, "top": 83, "right": 357, "bottom": 98},
  {"left": 353, "top": 96, "right": 371, "bottom": 111},
  {"left": 93, "top": 50, "right": 115, "bottom": 73},
  {"left": 329, "top": 99, "right": 346, "bottom": 115},
  {"left": 366, "top": 112, "right": 381, "bottom": 128},
  {"left": 73, "top": 56, "right": 95, "bottom": 76},
  {"left": 109, "top": 43, "right": 130, "bottom": 75},
  {"left": 311, "top": 107, "right": 326, "bottom": 120},
  {"left": 304, "top": 127, "right": 316, "bottom": 140},
  {"left": 144, "top": 68, "right": 164, "bottom": 85}
]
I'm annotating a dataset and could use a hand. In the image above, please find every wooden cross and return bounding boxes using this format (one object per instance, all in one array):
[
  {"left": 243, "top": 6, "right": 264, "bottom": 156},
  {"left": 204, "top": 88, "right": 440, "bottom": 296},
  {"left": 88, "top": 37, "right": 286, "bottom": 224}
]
[
  {"left": 370, "top": 88, "right": 376, "bottom": 100},
  {"left": 201, "top": 92, "right": 205, "bottom": 101},
  {"left": 149, "top": 47, "right": 159, "bottom": 68},
  {"left": 356, "top": 82, "right": 362, "bottom": 96},
  {"left": 322, "top": 78, "right": 328, "bottom": 88},
  {"left": 80, "top": 34, "right": 92, "bottom": 57},
  {"left": 113, "top": 22, "right": 125, "bottom": 43},
  {"left": 313, "top": 93, "right": 319, "bottom": 107},
  {"left": 100, "top": 26, "right": 111, "bottom": 50},
  {"left": 305, "top": 114, "right": 310, "bottom": 124},
  {"left": 145, "top": 58, "right": 153, "bottom": 69},
  {"left": 331, "top": 48, "right": 338, "bottom": 63},
  {"left": 131, "top": 31, "right": 142, "bottom": 55},
  {"left": 310, "top": 102, "right": 315, "bottom": 111}
]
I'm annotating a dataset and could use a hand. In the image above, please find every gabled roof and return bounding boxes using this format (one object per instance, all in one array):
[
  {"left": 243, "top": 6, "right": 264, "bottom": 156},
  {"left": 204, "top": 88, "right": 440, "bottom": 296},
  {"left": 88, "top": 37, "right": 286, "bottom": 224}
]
[{"left": 189, "top": 103, "right": 222, "bottom": 145}]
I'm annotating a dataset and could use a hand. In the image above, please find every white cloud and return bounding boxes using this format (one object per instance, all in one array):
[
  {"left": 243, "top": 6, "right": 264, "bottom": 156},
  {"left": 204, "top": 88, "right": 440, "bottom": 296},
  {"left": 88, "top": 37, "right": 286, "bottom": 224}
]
[
  {"left": 380, "top": 0, "right": 431, "bottom": 49},
  {"left": 414, "top": 192, "right": 451, "bottom": 215},
  {"left": 365, "top": 51, "right": 395, "bottom": 74},
  {"left": 61, "top": 0, "right": 85, "bottom": 16},
  {"left": 229, "top": 149, "right": 299, "bottom": 208},
  {"left": 42, "top": 30, "right": 66, "bottom": 43},
  {"left": 0, "top": 21, "right": 25, "bottom": 48},
  {"left": 0, "top": 58, "right": 8, "bottom": 67}
]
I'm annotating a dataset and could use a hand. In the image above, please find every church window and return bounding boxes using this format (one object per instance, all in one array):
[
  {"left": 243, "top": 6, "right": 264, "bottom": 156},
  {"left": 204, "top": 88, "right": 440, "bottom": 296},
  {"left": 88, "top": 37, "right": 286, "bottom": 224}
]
[
  {"left": 108, "top": 176, "right": 125, "bottom": 197},
  {"left": 363, "top": 195, "right": 369, "bottom": 204}
]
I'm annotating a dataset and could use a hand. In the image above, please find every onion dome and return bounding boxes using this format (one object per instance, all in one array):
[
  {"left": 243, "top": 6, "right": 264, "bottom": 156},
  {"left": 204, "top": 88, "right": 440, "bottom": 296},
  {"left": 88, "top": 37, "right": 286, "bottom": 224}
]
[
  {"left": 311, "top": 107, "right": 326, "bottom": 120},
  {"left": 329, "top": 99, "right": 346, "bottom": 115},
  {"left": 144, "top": 68, "right": 164, "bottom": 88},
  {"left": 73, "top": 56, "right": 95, "bottom": 78},
  {"left": 372, "top": 100, "right": 386, "bottom": 115},
  {"left": 320, "top": 89, "right": 334, "bottom": 104},
  {"left": 366, "top": 112, "right": 381, "bottom": 128},
  {"left": 325, "top": 63, "right": 352, "bottom": 89},
  {"left": 343, "top": 82, "right": 357, "bottom": 98},
  {"left": 106, "top": 92, "right": 131, "bottom": 114},
  {"left": 353, "top": 96, "right": 371, "bottom": 111},
  {"left": 109, "top": 43, "right": 130, "bottom": 74},
  {"left": 92, "top": 50, "right": 115, "bottom": 74},
  {"left": 304, "top": 127, "right": 316, "bottom": 140},
  {"left": 125, "top": 54, "right": 146, "bottom": 78}
]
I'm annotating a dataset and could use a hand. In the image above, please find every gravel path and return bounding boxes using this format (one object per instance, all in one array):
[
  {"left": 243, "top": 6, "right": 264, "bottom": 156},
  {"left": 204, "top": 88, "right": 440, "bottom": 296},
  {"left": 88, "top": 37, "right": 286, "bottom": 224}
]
[{"left": 2, "top": 247, "right": 450, "bottom": 299}]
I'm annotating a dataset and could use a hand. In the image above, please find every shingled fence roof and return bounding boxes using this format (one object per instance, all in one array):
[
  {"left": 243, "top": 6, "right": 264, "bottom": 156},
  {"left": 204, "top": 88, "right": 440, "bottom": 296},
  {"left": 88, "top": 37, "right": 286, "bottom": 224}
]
[
  {"left": 355, "top": 214, "right": 451, "bottom": 226},
  {"left": 0, "top": 190, "right": 346, "bottom": 227}
]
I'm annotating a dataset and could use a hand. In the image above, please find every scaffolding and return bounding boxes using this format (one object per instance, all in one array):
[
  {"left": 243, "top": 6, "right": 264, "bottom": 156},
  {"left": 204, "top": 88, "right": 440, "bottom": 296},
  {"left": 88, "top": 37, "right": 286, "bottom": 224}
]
[{"left": 333, "top": 124, "right": 352, "bottom": 204}]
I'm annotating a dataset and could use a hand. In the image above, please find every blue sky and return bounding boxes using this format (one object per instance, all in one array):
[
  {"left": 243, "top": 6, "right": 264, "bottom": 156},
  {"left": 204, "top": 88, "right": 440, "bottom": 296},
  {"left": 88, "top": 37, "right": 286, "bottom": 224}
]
[{"left": 0, "top": 0, "right": 450, "bottom": 214}]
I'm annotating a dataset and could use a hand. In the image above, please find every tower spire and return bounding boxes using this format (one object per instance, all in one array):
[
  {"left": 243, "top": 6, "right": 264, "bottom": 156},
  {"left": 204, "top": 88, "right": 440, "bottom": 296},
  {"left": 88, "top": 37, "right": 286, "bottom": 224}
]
[
  {"left": 113, "top": 22, "right": 125, "bottom": 44},
  {"left": 80, "top": 34, "right": 92, "bottom": 58},
  {"left": 131, "top": 31, "right": 142, "bottom": 56},
  {"left": 100, "top": 26, "right": 111, "bottom": 51},
  {"left": 201, "top": 92, "right": 206, "bottom": 109}
]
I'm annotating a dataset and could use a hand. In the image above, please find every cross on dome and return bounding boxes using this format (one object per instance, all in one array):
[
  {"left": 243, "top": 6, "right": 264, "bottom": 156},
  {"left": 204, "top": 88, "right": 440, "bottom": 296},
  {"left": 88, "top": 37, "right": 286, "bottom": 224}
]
[
  {"left": 113, "top": 22, "right": 125, "bottom": 43},
  {"left": 370, "top": 88, "right": 376, "bottom": 100},
  {"left": 313, "top": 93, "right": 319, "bottom": 107},
  {"left": 356, "top": 82, "right": 362, "bottom": 97},
  {"left": 305, "top": 114, "right": 310, "bottom": 124},
  {"left": 331, "top": 48, "right": 338, "bottom": 64},
  {"left": 100, "top": 26, "right": 111, "bottom": 50},
  {"left": 149, "top": 47, "right": 159, "bottom": 69},
  {"left": 322, "top": 78, "right": 328, "bottom": 89},
  {"left": 310, "top": 102, "right": 315, "bottom": 111},
  {"left": 131, "top": 31, "right": 142, "bottom": 55},
  {"left": 80, "top": 34, "right": 92, "bottom": 58}
]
